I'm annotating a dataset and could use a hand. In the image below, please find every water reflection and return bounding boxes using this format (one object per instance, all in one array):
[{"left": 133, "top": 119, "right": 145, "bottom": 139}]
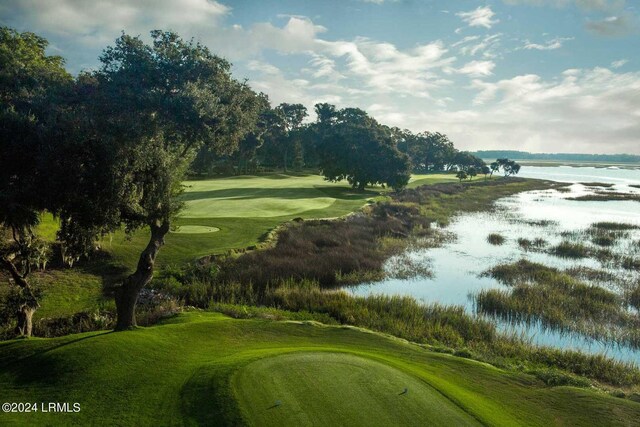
[{"left": 349, "top": 165, "right": 640, "bottom": 363}]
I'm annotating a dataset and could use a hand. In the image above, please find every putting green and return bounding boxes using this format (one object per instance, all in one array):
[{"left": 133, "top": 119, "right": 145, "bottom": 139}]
[
  {"left": 233, "top": 352, "right": 479, "bottom": 427},
  {"left": 181, "top": 176, "right": 342, "bottom": 218},
  {"left": 171, "top": 225, "right": 220, "bottom": 234}
]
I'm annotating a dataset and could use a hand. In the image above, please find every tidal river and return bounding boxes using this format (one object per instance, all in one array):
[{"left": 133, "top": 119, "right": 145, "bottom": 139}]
[{"left": 349, "top": 165, "right": 640, "bottom": 363}]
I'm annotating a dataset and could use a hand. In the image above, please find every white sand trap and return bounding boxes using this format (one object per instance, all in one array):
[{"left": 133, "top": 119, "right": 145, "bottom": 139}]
[{"left": 172, "top": 225, "right": 220, "bottom": 234}]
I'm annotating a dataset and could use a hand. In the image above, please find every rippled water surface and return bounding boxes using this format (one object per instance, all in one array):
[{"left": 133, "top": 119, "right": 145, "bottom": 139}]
[{"left": 349, "top": 165, "right": 640, "bottom": 362}]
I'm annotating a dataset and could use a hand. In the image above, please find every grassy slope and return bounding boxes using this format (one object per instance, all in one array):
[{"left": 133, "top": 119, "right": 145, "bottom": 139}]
[{"left": 1, "top": 312, "right": 638, "bottom": 426}]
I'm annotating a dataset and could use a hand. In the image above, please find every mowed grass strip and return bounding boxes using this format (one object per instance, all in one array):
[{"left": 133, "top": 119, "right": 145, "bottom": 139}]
[
  {"left": 0, "top": 312, "right": 639, "bottom": 426},
  {"left": 233, "top": 352, "right": 480, "bottom": 427}
]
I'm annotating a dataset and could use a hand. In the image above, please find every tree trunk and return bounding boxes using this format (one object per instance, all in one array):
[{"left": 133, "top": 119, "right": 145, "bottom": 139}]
[
  {"left": 283, "top": 148, "right": 288, "bottom": 172},
  {"left": 114, "top": 220, "right": 170, "bottom": 331},
  {"left": 1, "top": 258, "right": 39, "bottom": 338},
  {"left": 15, "top": 305, "right": 35, "bottom": 337}
]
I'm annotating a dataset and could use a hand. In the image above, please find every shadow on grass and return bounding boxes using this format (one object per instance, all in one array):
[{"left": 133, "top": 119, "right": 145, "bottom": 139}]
[
  {"left": 180, "top": 186, "right": 378, "bottom": 203},
  {"left": 0, "top": 332, "right": 112, "bottom": 385},
  {"left": 180, "top": 364, "right": 245, "bottom": 426},
  {"left": 179, "top": 187, "right": 328, "bottom": 202}
]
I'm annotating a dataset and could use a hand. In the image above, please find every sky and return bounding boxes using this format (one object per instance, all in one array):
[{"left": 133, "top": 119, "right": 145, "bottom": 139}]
[{"left": 1, "top": 0, "right": 639, "bottom": 154}]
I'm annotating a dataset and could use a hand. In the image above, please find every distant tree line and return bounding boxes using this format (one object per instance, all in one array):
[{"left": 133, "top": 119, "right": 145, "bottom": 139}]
[
  {"left": 473, "top": 150, "right": 640, "bottom": 164},
  {"left": 191, "top": 103, "right": 489, "bottom": 188}
]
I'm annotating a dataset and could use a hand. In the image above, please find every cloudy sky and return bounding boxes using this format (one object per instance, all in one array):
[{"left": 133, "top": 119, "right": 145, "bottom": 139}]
[{"left": 2, "top": 0, "right": 639, "bottom": 154}]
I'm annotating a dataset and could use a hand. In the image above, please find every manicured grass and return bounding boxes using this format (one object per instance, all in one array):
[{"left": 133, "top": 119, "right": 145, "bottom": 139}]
[
  {"left": 234, "top": 352, "right": 479, "bottom": 426},
  {"left": 32, "top": 269, "right": 109, "bottom": 320},
  {"left": 407, "top": 173, "right": 459, "bottom": 188},
  {"left": 1, "top": 312, "right": 639, "bottom": 426}
]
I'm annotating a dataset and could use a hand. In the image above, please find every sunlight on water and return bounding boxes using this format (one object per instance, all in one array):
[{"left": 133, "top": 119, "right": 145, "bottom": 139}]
[{"left": 349, "top": 165, "right": 640, "bottom": 363}]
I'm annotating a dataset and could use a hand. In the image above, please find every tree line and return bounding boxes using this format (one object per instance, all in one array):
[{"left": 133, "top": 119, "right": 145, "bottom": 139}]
[
  {"left": 191, "top": 102, "right": 492, "bottom": 187},
  {"left": 473, "top": 150, "right": 640, "bottom": 164},
  {"left": 0, "top": 27, "right": 496, "bottom": 335}
]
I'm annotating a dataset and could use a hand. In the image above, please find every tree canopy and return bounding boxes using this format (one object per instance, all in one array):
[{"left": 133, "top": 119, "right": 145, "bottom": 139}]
[
  {"left": 47, "top": 30, "right": 263, "bottom": 329},
  {"left": 0, "top": 27, "right": 72, "bottom": 336},
  {"left": 314, "top": 106, "right": 410, "bottom": 191}
]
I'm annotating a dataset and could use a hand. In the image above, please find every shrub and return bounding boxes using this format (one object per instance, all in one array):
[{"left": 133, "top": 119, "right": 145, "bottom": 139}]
[
  {"left": 528, "top": 368, "right": 591, "bottom": 388},
  {"left": 487, "top": 233, "right": 506, "bottom": 245}
]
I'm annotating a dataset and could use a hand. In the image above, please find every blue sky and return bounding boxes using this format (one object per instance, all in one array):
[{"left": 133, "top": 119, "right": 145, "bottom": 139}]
[{"left": 1, "top": 0, "right": 639, "bottom": 153}]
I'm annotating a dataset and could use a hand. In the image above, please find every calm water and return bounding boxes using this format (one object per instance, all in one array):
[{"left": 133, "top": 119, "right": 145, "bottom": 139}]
[{"left": 350, "top": 165, "right": 640, "bottom": 363}]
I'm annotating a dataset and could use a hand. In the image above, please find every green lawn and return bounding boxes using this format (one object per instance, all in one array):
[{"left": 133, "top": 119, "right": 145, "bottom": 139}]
[
  {"left": 407, "top": 173, "right": 459, "bottom": 188},
  {"left": 93, "top": 173, "right": 457, "bottom": 268},
  {"left": 234, "top": 352, "right": 479, "bottom": 426},
  {"left": 0, "top": 312, "right": 638, "bottom": 426}
]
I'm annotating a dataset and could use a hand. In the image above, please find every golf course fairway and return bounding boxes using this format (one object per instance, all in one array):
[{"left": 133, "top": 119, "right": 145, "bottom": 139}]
[{"left": 1, "top": 312, "right": 639, "bottom": 426}]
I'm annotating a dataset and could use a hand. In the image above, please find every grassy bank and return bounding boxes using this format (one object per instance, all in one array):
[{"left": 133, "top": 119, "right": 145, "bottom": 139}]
[{"left": 1, "top": 311, "right": 639, "bottom": 426}]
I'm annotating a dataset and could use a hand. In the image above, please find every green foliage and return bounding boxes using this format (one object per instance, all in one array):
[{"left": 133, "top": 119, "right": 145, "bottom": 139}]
[
  {"left": 527, "top": 368, "right": 592, "bottom": 388},
  {"left": 494, "top": 158, "right": 522, "bottom": 177},
  {"left": 49, "top": 30, "right": 263, "bottom": 254},
  {"left": 315, "top": 107, "right": 411, "bottom": 191},
  {"left": 487, "top": 233, "right": 505, "bottom": 245}
]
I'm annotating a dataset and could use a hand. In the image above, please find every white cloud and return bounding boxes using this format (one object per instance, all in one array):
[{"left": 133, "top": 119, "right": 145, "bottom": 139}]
[
  {"left": 397, "top": 67, "right": 640, "bottom": 153},
  {"left": 317, "top": 38, "right": 456, "bottom": 97},
  {"left": 611, "top": 59, "right": 628, "bottom": 68},
  {"left": 455, "top": 34, "right": 502, "bottom": 58},
  {"left": 521, "top": 36, "right": 573, "bottom": 50},
  {"left": 0, "top": 0, "right": 229, "bottom": 46},
  {"left": 246, "top": 60, "right": 281, "bottom": 75},
  {"left": 456, "top": 6, "right": 500, "bottom": 29},
  {"left": 456, "top": 60, "right": 496, "bottom": 77},
  {"left": 306, "top": 54, "right": 344, "bottom": 80}
]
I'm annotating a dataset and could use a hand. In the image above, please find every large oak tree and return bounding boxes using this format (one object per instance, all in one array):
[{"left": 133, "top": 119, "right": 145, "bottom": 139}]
[
  {"left": 0, "top": 27, "right": 71, "bottom": 336},
  {"left": 315, "top": 106, "right": 410, "bottom": 191},
  {"left": 54, "top": 31, "right": 261, "bottom": 330}
]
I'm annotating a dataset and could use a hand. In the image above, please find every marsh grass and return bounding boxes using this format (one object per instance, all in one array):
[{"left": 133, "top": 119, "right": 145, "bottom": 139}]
[
  {"left": 592, "top": 222, "right": 640, "bottom": 231},
  {"left": 517, "top": 237, "right": 547, "bottom": 251},
  {"left": 488, "top": 233, "right": 506, "bottom": 245},
  {"left": 216, "top": 202, "right": 432, "bottom": 288},
  {"left": 621, "top": 257, "right": 640, "bottom": 271},
  {"left": 566, "top": 266, "right": 619, "bottom": 285},
  {"left": 569, "top": 192, "right": 640, "bottom": 202},
  {"left": 587, "top": 225, "right": 631, "bottom": 247},
  {"left": 524, "top": 219, "right": 558, "bottom": 227},
  {"left": 581, "top": 182, "right": 615, "bottom": 188},
  {"left": 551, "top": 241, "right": 590, "bottom": 258},
  {"left": 477, "top": 260, "right": 640, "bottom": 350}
]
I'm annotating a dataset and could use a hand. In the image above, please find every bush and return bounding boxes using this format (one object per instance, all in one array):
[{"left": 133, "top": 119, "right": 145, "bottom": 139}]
[
  {"left": 487, "top": 233, "right": 505, "bottom": 245},
  {"left": 528, "top": 368, "right": 591, "bottom": 388},
  {"left": 32, "top": 311, "right": 115, "bottom": 338}
]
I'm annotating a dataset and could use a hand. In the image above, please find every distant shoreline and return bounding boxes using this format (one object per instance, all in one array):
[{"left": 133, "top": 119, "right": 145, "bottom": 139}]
[
  {"left": 479, "top": 159, "right": 640, "bottom": 169},
  {"left": 473, "top": 150, "right": 640, "bottom": 166}
]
